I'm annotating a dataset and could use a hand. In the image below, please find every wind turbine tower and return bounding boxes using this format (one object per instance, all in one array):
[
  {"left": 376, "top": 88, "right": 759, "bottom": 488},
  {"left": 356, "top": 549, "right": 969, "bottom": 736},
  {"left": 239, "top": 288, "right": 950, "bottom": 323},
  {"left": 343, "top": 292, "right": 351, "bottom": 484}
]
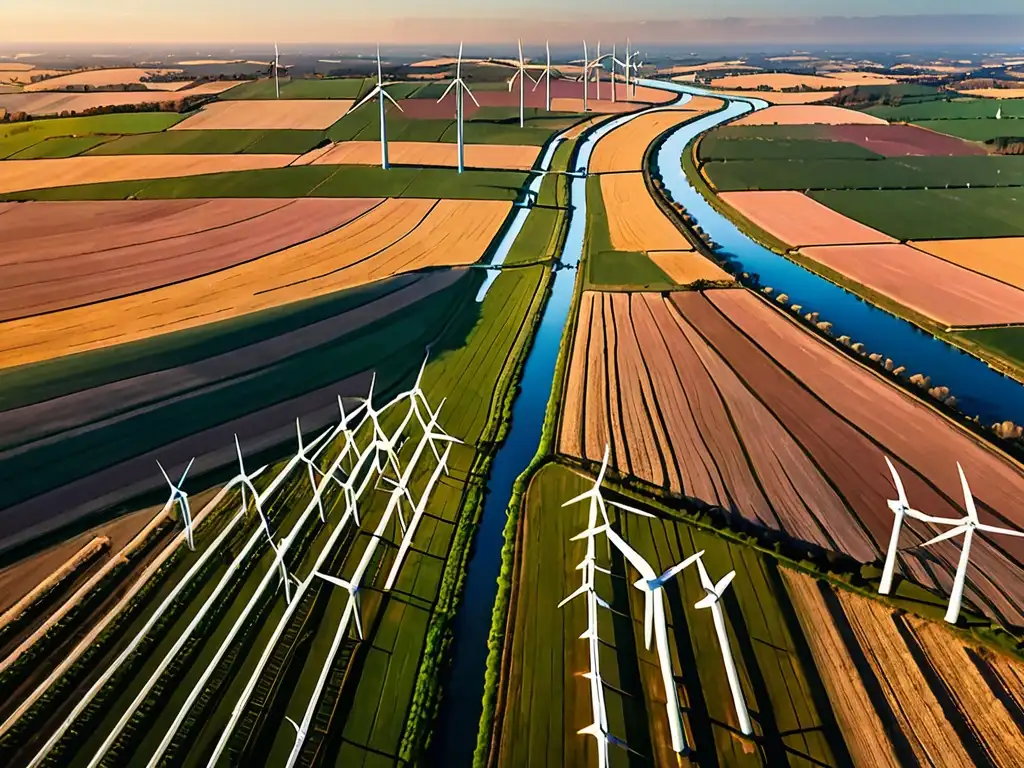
[
  {"left": 438, "top": 42, "right": 479, "bottom": 174},
  {"left": 350, "top": 45, "right": 404, "bottom": 170},
  {"left": 274, "top": 42, "right": 280, "bottom": 99},
  {"left": 508, "top": 39, "right": 534, "bottom": 128},
  {"left": 158, "top": 458, "right": 196, "bottom": 551}
]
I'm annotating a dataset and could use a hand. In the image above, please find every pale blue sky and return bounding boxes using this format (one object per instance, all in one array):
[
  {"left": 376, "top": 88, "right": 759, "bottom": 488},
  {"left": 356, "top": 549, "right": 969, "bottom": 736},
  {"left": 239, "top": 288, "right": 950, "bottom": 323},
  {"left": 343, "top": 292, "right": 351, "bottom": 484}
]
[{"left": 5, "top": 1, "right": 1023, "bottom": 44}]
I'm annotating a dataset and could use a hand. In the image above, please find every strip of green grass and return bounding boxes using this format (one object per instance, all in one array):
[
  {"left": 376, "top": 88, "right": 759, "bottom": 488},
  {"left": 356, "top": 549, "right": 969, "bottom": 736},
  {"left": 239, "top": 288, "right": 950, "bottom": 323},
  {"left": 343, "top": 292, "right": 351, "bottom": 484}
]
[
  {"left": 0, "top": 113, "right": 186, "bottom": 159},
  {"left": 866, "top": 99, "right": 1024, "bottom": 121},
  {"left": 912, "top": 118, "right": 1024, "bottom": 142},
  {"left": 699, "top": 135, "right": 884, "bottom": 161},
  {"left": 8, "top": 135, "right": 113, "bottom": 159},
  {"left": 954, "top": 326, "right": 1024, "bottom": 375},
  {"left": 219, "top": 77, "right": 368, "bottom": 100},
  {"left": 587, "top": 249, "right": 675, "bottom": 289},
  {"left": 85, "top": 130, "right": 266, "bottom": 155},
  {"left": 809, "top": 187, "right": 1024, "bottom": 240}
]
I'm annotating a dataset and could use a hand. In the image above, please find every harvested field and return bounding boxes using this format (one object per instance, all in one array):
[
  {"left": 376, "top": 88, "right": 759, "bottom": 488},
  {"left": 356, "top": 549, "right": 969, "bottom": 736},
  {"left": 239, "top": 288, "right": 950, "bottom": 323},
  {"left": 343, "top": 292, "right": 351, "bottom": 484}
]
[
  {"left": 591, "top": 109, "right": 709, "bottom": 173},
  {"left": 800, "top": 243, "right": 1024, "bottom": 327},
  {"left": 647, "top": 251, "right": 734, "bottom": 285},
  {"left": 911, "top": 237, "right": 1024, "bottom": 290},
  {"left": 171, "top": 99, "right": 353, "bottom": 131},
  {"left": 719, "top": 190, "right": 897, "bottom": 247},
  {"left": 0, "top": 154, "right": 297, "bottom": 195},
  {"left": 559, "top": 288, "right": 1024, "bottom": 625},
  {"left": 826, "top": 123, "right": 986, "bottom": 156},
  {"left": 309, "top": 140, "right": 540, "bottom": 170},
  {"left": 957, "top": 88, "right": 1024, "bottom": 99},
  {"left": 715, "top": 89, "right": 840, "bottom": 104},
  {"left": 600, "top": 173, "right": 690, "bottom": 251},
  {"left": 0, "top": 198, "right": 510, "bottom": 367},
  {"left": 0, "top": 198, "right": 379, "bottom": 319},
  {"left": 733, "top": 105, "right": 888, "bottom": 125},
  {"left": 560, "top": 114, "right": 614, "bottom": 140},
  {"left": 0, "top": 89, "right": 227, "bottom": 117},
  {"left": 23, "top": 67, "right": 185, "bottom": 92},
  {"left": 711, "top": 72, "right": 849, "bottom": 90},
  {"left": 662, "top": 60, "right": 754, "bottom": 74}
]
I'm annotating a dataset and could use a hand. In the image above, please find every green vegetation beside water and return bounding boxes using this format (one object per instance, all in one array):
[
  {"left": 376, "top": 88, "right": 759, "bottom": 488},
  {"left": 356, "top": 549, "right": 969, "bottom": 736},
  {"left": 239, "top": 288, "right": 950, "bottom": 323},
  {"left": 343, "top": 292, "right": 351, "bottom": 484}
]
[
  {"left": 0, "top": 113, "right": 186, "bottom": 159},
  {"left": 809, "top": 187, "right": 1024, "bottom": 240},
  {"left": 955, "top": 327, "right": 1024, "bottom": 377}
]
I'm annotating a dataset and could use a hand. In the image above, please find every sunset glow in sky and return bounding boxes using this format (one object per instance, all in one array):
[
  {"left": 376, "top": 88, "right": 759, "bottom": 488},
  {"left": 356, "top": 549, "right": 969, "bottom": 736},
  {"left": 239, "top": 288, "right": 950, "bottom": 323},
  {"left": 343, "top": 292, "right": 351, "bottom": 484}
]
[{"left": 4, "top": 0, "right": 1023, "bottom": 44}]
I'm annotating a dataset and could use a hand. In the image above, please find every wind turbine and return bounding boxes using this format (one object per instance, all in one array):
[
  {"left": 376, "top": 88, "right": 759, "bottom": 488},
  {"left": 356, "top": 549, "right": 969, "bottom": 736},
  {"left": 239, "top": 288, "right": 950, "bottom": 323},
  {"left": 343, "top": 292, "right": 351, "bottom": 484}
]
[
  {"left": 694, "top": 557, "right": 753, "bottom": 736},
  {"left": 633, "top": 550, "right": 705, "bottom": 651},
  {"left": 274, "top": 42, "right": 280, "bottom": 100},
  {"left": 594, "top": 41, "right": 602, "bottom": 100},
  {"left": 920, "top": 462, "right": 1024, "bottom": 624},
  {"left": 508, "top": 39, "right": 536, "bottom": 128},
  {"left": 611, "top": 43, "right": 618, "bottom": 103},
  {"left": 158, "top": 458, "right": 196, "bottom": 551},
  {"left": 531, "top": 40, "right": 553, "bottom": 111},
  {"left": 315, "top": 570, "right": 364, "bottom": 639},
  {"left": 581, "top": 41, "right": 590, "bottom": 112},
  {"left": 437, "top": 42, "right": 480, "bottom": 174},
  {"left": 350, "top": 45, "right": 404, "bottom": 170}
]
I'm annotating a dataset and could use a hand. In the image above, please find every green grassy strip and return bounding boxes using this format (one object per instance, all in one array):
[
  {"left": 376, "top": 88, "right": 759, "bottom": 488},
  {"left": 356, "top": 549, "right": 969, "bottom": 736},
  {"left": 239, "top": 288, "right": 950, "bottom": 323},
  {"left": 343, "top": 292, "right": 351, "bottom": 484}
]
[
  {"left": 8, "top": 135, "right": 113, "bottom": 159},
  {"left": 0, "top": 113, "right": 186, "bottom": 159},
  {"left": 84, "top": 129, "right": 326, "bottom": 156}
]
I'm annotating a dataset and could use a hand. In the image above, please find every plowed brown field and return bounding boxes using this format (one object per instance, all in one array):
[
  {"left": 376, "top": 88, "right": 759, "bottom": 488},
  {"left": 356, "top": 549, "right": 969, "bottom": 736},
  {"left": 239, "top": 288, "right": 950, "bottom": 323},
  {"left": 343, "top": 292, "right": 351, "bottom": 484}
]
[
  {"left": 0, "top": 198, "right": 380, "bottom": 320},
  {"left": 560, "top": 288, "right": 1024, "bottom": 625},
  {"left": 0, "top": 198, "right": 509, "bottom": 367},
  {"left": 310, "top": 141, "right": 540, "bottom": 170},
  {"left": 549, "top": 97, "right": 636, "bottom": 114},
  {"left": 719, "top": 190, "right": 897, "bottom": 247},
  {"left": 0, "top": 154, "right": 297, "bottom": 195},
  {"left": 171, "top": 99, "right": 352, "bottom": 130},
  {"left": 600, "top": 173, "right": 691, "bottom": 251},
  {"left": 801, "top": 243, "right": 1024, "bottom": 327},
  {"left": 911, "top": 238, "right": 1024, "bottom": 291},
  {"left": 733, "top": 105, "right": 888, "bottom": 125},
  {"left": 647, "top": 251, "right": 734, "bottom": 285}
]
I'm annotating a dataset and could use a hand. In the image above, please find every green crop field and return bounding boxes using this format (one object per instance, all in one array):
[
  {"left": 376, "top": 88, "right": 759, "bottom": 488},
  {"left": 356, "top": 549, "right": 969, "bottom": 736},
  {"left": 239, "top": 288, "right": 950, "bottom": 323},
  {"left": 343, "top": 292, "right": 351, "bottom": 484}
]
[
  {"left": 810, "top": 187, "right": 1024, "bottom": 240},
  {"left": 85, "top": 129, "right": 326, "bottom": 155},
  {"left": 0, "top": 165, "right": 529, "bottom": 202},
  {"left": 699, "top": 135, "right": 883, "bottom": 161},
  {"left": 955, "top": 327, "right": 1024, "bottom": 373},
  {"left": 705, "top": 155, "right": 1024, "bottom": 191},
  {"left": 220, "top": 77, "right": 370, "bottom": 100},
  {"left": 0, "top": 113, "right": 186, "bottom": 159},
  {"left": 494, "top": 461, "right": 846, "bottom": 768},
  {"left": 865, "top": 99, "right": 1024, "bottom": 122},
  {"left": 911, "top": 118, "right": 1024, "bottom": 142},
  {"left": 7, "top": 135, "right": 114, "bottom": 159},
  {"left": 588, "top": 250, "right": 674, "bottom": 289}
]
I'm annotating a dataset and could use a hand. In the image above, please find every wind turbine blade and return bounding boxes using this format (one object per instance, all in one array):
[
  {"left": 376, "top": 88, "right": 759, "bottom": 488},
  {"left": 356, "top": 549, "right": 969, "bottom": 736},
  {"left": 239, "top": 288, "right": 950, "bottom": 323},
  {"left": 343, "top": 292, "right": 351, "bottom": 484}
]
[
  {"left": 694, "top": 592, "right": 718, "bottom": 610},
  {"left": 376, "top": 43, "right": 383, "bottom": 83},
  {"left": 179, "top": 457, "right": 195, "bottom": 485},
  {"left": 957, "top": 462, "right": 979, "bottom": 523},
  {"left": 561, "top": 488, "right": 596, "bottom": 507},
  {"left": 464, "top": 82, "right": 480, "bottom": 107},
  {"left": 596, "top": 443, "right": 611, "bottom": 485},
  {"left": 644, "top": 591, "right": 653, "bottom": 650},
  {"left": 508, "top": 71, "right": 518, "bottom": 92},
  {"left": 571, "top": 524, "right": 608, "bottom": 541},
  {"left": 594, "top": 594, "right": 611, "bottom": 610},
  {"left": 884, "top": 456, "right": 909, "bottom": 508},
  {"left": 295, "top": 417, "right": 304, "bottom": 452},
  {"left": 977, "top": 523, "right": 1024, "bottom": 538},
  {"left": 714, "top": 570, "right": 737, "bottom": 595},
  {"left": 314, "top": 571, "right": 354, "bottom": 591},
  {"left": 156, "top": 460, "right": 173, "bottom": 488},
  {"left": 285, "top": 716, "right": 300, "bottom": 734},
  {"left": 920, "top": 525, "right": 969, "bottom": 548},
  {"left": 558, "top": 584, "right": 588, "bottom": 608},
  {"left": 607, "top": 499, "right": 655, "bottom": 518},
  {"left": 437, "top": 79, "right": 457, "bottom": 103},
  {"left": 457, "top": 41, "right": 464, "bottom": 80},
  {"left": 657, "top": 550, "right": 705, "bottom": 583},
  {"left": 695, "top": 557, "right": 714, "bottom": 592},
  {"left": 351, "top": 86, "right": 380, "bottom": 112}
]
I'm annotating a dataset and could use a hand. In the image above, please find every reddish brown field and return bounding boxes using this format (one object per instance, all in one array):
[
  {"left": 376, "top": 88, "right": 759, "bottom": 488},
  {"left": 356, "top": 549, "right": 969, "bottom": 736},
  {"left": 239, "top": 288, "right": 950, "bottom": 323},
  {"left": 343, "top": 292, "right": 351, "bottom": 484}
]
[
  {"left": 0, "top": 198, "right": 509, "bottom": 368},
  {"left": 560, "top": 287, "right": 1024, "bottom": 625},
  {"left": 733, "top": 105, "right": 888, "bottom": 126},
  {"left": 310, "top": 141, "right": 540, "bottom": 170},
  {"left": 827, "top": 124, "right": 986, "bottom": 156},
  {"left": 0, "top": 198, "right": 381, "bottom": 320},
  {"left": 801, "top": 243, "right": 1024, "bottom": 327},
  {"left": 719, "top": 190, "right": 897, "bottom": 247},
  {"left": 0, "top": 271, "right": 462, "bottom": 544}
]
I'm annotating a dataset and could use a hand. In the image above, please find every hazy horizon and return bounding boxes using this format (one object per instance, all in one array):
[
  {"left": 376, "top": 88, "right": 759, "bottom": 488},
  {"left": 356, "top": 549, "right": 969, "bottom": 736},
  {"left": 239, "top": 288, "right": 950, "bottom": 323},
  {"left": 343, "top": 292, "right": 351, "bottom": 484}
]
[{"left": 4, "top": 5, "right": 1024, "bottom": 47}]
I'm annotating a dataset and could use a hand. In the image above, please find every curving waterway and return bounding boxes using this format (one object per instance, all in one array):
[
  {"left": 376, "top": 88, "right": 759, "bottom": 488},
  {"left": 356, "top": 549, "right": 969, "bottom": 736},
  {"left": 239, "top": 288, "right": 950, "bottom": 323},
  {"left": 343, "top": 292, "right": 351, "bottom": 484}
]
[{"left": 646, "top": 79, "right": 1024, "bottom": 426}]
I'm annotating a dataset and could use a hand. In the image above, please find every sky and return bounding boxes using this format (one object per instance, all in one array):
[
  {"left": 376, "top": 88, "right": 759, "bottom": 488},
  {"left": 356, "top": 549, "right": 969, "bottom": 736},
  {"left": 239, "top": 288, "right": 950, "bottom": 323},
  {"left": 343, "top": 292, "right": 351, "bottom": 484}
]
[{"left": 4, "top": 1, "right": 1024, "bottom": 45}]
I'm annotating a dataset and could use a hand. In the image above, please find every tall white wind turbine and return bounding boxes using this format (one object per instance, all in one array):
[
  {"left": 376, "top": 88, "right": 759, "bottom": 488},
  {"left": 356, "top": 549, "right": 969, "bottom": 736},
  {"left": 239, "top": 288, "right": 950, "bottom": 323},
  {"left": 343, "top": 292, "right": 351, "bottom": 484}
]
[
  {"left": 594, "top": 41, "right": 602, "bottom": 100},
  {"left": 437, "top": 42, "right": 480, "bottom": 174},
  {"left": 694, "top": 557, "right": 753, "bottom": 736},
  {"left": 920, "top": 462, "right": 1024, "bottom": 624},
  {"left": 581, "top": 40, "right": 590, "bottom": 112},
  {"left": 508, "top": 39, "right": 536, "bottom": 128},
  {"left": 158, "top": 458, "right": 196, "bottom": 551},
  {"left": 315, "top": 571, "right": 365, "bottom": 639},
  {"left": 274, "top": 42, "right": 280, "bottom": 99},
  {"left": 531, "top": 40, "right": 553, "bottom": 111},
  {"left": 350, "top": 45, "right": 404, "bottom": 170}
]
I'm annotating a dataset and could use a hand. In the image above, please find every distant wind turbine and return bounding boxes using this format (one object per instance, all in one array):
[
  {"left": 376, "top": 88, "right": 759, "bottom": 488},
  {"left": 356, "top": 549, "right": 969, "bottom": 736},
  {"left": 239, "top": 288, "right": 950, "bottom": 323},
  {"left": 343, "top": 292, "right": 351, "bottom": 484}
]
[
  {"left": 531, "top": 40, "right": 553, "bottom": 112},
  {"left": 274, "top": 42, "right": 280, "bottom": 99},
  {"left": 350, "top": 45, "right": 404, "bottom": 170},
  {"left": 508, "top": 39, "right": 536, "bottom": 128},
  {"left": 438, "top": 42, "right": 480, "bottom": 174}
]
